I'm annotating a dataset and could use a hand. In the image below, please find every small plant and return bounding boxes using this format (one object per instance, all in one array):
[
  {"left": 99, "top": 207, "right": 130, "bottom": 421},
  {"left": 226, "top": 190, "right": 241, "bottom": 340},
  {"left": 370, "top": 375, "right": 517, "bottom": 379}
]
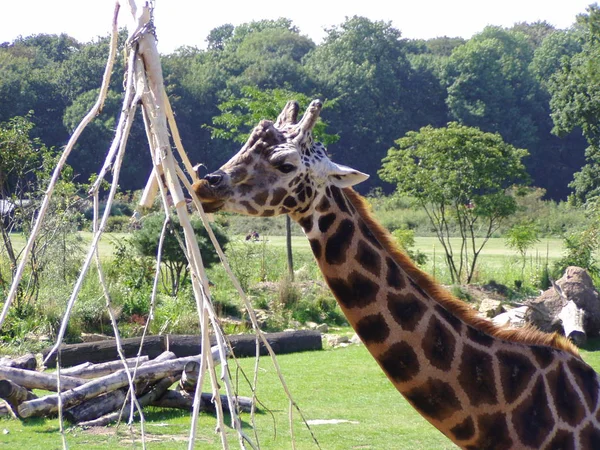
[
  {"left": 553, "top": 228, "right": 599, "bottom": 280},
  {"left": 505, "top": 221, "right": 539, "bottom": 283}
]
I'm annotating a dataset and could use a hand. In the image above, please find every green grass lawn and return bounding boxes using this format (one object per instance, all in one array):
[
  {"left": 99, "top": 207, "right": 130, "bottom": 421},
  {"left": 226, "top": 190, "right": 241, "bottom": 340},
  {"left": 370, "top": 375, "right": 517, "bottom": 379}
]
[
  {"left": 2, "top": 341, "right": 600, "bottom": 449},
  {"left": 4, "top": 231, "right": 128, "bottom": 260}
]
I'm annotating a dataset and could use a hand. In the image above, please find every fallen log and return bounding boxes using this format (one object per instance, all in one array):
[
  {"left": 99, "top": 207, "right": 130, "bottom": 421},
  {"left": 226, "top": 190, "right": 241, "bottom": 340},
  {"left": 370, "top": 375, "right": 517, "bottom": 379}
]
[
  {"left": 64, "top": 389, "right": 127, "bottom": 424},
  {"left": 42, "top": 330, "right": 323, "bottom": 367},
  {"left": 64, "top": 351, "right": 176, "bottom": 423},
  {"left": 167, "top": 330, "right": 323, "bottom": 358},
  {"left": 179, "top": 360, "right": 200, "bottom": 393},
  {"left": 0, "top": 379, "right": 37, "bottom": 416},
  {"left": 0, "top": 365, "right": 85, "bottom": 391},
  {"left": 78, "top": 375, "right": 179, "bottom": 427},
  {"left": 60, "top": 356, "right": 150, "bottom": 379},
  {"left": 559, "top": 300, "right": 587, "bottom": 346},
  {"left": 43, "top": 335, "right": 165, "bottom": 368},
  {"left": 19, "top": 348, "right": 221, "bottom": 418},
  {"left": 151, "top": 390, "right": 253, "bottom": 413},
  {"left": 0, "top": 353, "right": 37, "bottom": 371}
]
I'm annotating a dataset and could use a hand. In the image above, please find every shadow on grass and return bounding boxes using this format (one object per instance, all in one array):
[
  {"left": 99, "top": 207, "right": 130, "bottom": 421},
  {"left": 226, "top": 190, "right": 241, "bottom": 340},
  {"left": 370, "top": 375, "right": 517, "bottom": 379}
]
[{"left": 582, "top": 337, "right": 600, "bottom": 352}]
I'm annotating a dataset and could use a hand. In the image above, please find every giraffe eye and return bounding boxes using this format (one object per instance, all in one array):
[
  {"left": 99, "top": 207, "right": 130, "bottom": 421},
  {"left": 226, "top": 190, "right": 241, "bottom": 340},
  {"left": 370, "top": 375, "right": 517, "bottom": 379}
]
[{"left": 277, "top": 163, "right": 296, "bottom": 174}]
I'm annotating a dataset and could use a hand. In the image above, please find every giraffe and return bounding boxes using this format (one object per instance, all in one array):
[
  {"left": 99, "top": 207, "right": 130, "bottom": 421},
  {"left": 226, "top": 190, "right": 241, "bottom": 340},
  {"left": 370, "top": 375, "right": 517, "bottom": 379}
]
[{"left": 192, "top": 99, "right": 600, "bottom": 449}]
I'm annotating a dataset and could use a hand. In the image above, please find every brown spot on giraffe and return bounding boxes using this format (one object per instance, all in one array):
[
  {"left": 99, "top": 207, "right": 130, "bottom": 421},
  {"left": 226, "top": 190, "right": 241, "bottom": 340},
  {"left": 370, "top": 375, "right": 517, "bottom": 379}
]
[
  {"left": 324, "top": 219, "right": 354, "bottom": 265},
  {"left": 192, "top": 99, "right": 600, "bottom": 449},
  {"left": 422, "top": 315, "right": 456, "bottom": 371},
  {"left": 377, "top": 341, "right": 420, "bottom": 383},
  {"left": 387, "top": 291, "right": 427, "bottom": 332},
  {"left": 496, "top": 350, "right": 536, "bottom": 404}
]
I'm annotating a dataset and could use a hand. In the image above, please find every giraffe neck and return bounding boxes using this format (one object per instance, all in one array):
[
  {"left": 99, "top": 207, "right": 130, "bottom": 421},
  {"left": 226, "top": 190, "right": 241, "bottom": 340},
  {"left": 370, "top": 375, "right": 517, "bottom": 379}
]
[{"left": 292, "top": 186, "right": 600, "bottom": 449}]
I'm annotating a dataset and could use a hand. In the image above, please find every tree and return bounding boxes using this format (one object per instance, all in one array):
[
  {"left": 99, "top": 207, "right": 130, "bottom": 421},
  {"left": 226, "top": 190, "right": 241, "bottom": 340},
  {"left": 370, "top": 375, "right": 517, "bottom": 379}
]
[
  {"left": 505, "top": 222, "right": 540, "bottom": 282},
  {"left": 129, "top": 213, "right": 229, "bottom": 296},
  {"left": 208, "top": 86, "right": 338, "bottom": 145},
  {"left": 549, "top": 5, "right": 600, "bottom": 204},
  {"left": 442, "top": 25, "right": 583, "bottom": 200},
  {"left": 0, "top": 114, "right": 82, "bottom": 315},
  {"left": 379, "top": 122, "right": 529, "bottom": 283},
  {"left": 304, "top": 16, "right": 429, "bottom": 192},
  {"left": 442, "top": 27, "right": 539, "bottom": 150}
]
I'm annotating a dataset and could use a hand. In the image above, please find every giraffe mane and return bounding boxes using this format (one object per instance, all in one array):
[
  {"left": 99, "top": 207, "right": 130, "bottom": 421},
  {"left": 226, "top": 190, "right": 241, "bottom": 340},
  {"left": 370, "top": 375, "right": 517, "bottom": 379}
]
[{"left": 342, "top": 187, "right": 581, "bottom": 358}]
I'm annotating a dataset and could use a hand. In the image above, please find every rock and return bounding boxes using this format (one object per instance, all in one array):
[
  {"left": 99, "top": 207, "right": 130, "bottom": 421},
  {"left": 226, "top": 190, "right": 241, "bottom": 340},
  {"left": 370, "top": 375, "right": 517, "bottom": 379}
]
[
  {"left": 492, "top": 306, "right": 528, "bottom": 328},
  {"left": 326, "top": 335, "right": 349, "bottom": 347},
  {"left": 316, "top": 323, "right": 329, "bottom": 333},
  {"left": 349, "top": 334, "right": 362, "bottom": 345},
  {"left": 479, "top": 298, "right": 505, "bottom": 318},
  {"left": 305, "top": 321, "right": 318, "bottom": 330},
  {"left": 526, "top": 266, "right": 600, "bottom": 343}
]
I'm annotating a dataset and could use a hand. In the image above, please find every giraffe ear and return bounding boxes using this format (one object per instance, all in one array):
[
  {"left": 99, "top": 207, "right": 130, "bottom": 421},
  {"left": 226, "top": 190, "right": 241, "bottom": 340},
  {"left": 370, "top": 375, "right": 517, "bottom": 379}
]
[{"left": 328, "top": 162, "right": 369, "bottom": 188}]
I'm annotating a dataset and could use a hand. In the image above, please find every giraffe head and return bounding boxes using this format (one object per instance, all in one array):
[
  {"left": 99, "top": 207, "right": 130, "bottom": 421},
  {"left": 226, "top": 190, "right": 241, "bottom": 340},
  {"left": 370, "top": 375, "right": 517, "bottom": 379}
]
[{"left": 192, "top": 100, "right": 368, "bottom": 217}]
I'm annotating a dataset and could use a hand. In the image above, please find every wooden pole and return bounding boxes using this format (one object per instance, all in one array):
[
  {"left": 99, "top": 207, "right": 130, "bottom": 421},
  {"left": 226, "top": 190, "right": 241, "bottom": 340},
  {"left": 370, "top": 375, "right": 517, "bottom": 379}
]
[{"left": 286, "top": 215, "right": 294, "bottom": 281}]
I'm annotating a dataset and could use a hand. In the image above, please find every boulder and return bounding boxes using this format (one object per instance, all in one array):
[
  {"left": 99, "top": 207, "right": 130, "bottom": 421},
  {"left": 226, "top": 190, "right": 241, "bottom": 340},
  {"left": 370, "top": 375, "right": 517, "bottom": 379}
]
[{"left": 526, "top": 266, "right": 600, "bottom": 344}]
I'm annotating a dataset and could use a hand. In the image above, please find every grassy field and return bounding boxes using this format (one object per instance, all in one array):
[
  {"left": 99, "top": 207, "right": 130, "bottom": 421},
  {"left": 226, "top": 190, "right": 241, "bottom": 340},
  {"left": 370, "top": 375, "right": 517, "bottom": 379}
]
[
  {"left": 0, "top": 341, "right": 599, "bottom": 449},
  {"left": 0, "top": 231, "right": 597, "bottom": 448}
]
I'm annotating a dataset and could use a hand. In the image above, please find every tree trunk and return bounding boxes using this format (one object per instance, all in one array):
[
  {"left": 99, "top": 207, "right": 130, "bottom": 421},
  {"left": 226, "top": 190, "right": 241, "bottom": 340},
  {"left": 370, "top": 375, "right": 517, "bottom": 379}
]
[
  {"left": 0, "top": 365, "right": 85, "bottom": 391},
  {"left": 60, "top": 356, "right": 150, "bottom": 379},
  {"left": 558, "top": 300, "right": 587, "bottom": 346},
  {"left": 286, "top": 215, "right": 294, "bottom": 281},
  {"left": 63, "top": 352, "right": 176, "bottom": 423},
  {"left": 64, "top": 389, "right": 127, "bottom": 423},
  {"left": 77, "top": 375, "right": 179, "bottom": 427},
  {"left": 18, "top": 350, "right": 220, "bottom": 418},
  {"left": 179, "top": 360, "right": 200, "bottom": 393},
  {"left": 43, "top": 331, "right": 323, "bottom": 368},
  {"left": 0, "top": 379, "right": 37, "bottom": 417},
  {"left": 0, "top": 353, "right": 37, "bottom": 370}
]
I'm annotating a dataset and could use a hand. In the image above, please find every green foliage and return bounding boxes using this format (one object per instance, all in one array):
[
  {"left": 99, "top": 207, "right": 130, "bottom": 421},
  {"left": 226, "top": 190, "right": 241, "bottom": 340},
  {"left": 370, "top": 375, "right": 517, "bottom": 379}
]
[
  {"left": 209, "top": 86, "right": 339, "bottom": 146},
  {"left": 380, "top": 122, "right": 529, "bottom": 283},
  {"left": 129, "top": 213, "right": 229, "bottom": 296},
  {"left": 442, "top": 27, "right": 539, "bottom": 149},
  {"left": 0, "top": 16, "right": 593, "bottom": 200},
  {"left": 505, "top": 221, "right": 540, "bottom": 281},
  {"left": 553, "top": 197, "right": 600, "bottom": 279},
  {"left": 505, "top": 222, "right": 540, "bottom": 258},
  {"left": 549, "top": 5, "right": 600, "bottom": 204},
  {"left": 554, "top": 230, "right": 599, "bottom": 278},
  {"left": 391, "top": 228, "right": 428, "bottom": 266}
]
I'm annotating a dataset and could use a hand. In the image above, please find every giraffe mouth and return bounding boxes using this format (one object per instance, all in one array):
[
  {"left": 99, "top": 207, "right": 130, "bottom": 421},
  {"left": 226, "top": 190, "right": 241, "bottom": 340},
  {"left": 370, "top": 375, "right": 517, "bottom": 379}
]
[{"left": 191, "top": 179, "right": 226, "bottom": 213}]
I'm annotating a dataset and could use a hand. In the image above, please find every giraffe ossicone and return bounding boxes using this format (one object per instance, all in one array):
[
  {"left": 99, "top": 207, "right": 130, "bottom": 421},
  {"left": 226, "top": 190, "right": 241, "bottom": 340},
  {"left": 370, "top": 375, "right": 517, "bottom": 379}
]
[{"left": 193, "top": 100, "right": 600, "bottom": 449}]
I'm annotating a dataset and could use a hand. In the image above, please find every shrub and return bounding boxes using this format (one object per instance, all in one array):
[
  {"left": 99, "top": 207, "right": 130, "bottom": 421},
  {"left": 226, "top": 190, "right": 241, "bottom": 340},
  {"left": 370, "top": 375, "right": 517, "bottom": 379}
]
[{"left": 104, "top": 215, "right": 131, "bottom": 232}]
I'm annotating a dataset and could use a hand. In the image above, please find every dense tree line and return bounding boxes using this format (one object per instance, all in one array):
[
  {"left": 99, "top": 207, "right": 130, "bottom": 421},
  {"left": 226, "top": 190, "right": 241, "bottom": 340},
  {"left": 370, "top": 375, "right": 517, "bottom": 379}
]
[{"left": 1, "top": 6, "right": 599, "bottom": 201}]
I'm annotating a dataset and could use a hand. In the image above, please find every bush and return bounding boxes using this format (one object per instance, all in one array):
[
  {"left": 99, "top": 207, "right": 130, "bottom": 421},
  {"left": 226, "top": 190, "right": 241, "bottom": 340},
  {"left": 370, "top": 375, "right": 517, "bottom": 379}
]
[{"left": 105, "top": 215, "right": 131, "bottom": 232}]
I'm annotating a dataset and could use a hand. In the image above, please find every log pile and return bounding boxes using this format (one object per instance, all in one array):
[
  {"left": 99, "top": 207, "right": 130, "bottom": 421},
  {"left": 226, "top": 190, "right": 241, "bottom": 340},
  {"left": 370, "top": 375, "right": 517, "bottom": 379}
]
[
  {"left": 0, "top": 349, "right": 252, "bottom": 425},
  {"left": 0, "top": 330, "right": 322, "bottom": 425}
]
